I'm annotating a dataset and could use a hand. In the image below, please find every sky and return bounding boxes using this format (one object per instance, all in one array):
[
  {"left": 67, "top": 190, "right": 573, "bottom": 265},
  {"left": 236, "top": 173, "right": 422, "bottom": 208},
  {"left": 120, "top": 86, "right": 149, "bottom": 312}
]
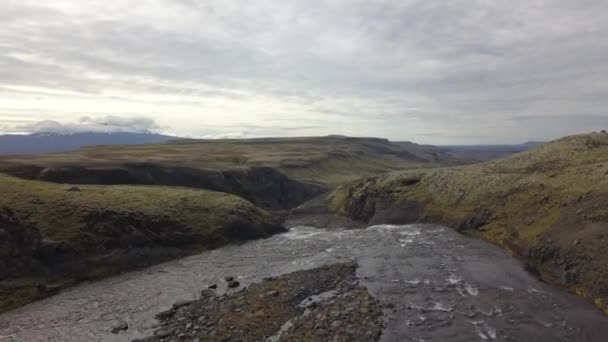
[{"left": 1, "top": 0, "right": 607, "bottom": 144}]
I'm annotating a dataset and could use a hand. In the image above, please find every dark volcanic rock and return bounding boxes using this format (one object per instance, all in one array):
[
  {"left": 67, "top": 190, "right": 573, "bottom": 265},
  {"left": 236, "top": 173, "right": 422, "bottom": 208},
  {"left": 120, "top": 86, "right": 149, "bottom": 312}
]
[
  {"left": 134, "top": 263, "right": 383, "bottom": 342},
  {"left": 0, "top": 209, "right": 45, "bottom": 280},
  {"left": 0, "top": 206, "right": 284, "bottom": 313},
  {"left": 227, "top": 280, "right": 240, "bottom": 288},
  {"left": 82, "top": 209, "right": 207, "bottom": 251},
  {"left": 27, "top": 164, "right": 327, "bottom": 210},
  {"left": 457, "top": 209, "right": 494, "bottom": 231},
  {"left": 111, "top": 321, "right": 128, "bottom": 334}
]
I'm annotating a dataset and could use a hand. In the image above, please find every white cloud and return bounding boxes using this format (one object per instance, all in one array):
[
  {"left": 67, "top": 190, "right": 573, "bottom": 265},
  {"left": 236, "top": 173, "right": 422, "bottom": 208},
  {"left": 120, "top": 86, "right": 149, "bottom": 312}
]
[
  {"left": 18, "top": 116, "right": 161, "bottom": 134},
  {"left": 1, "top": 1, "right": 608, "bottom": 143}
]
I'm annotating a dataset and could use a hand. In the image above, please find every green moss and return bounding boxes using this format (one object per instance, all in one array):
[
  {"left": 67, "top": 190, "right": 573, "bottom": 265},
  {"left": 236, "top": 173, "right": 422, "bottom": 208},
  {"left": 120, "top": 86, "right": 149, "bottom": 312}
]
[
  {"left": 0, "top": 173, "right": 270, "bottom": 245},
  {"left": 0, "top": 136, "right": 456, "bottom": 189},
  {"left": 323, "top": 133, "right": 608, "bottom": 315}
]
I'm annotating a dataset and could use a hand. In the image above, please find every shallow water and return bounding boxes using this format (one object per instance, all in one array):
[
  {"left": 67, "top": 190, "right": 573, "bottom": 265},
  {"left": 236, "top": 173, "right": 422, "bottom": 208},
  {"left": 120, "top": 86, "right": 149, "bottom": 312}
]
[{"left": 1, "top": 224, "right": 607, "bottom": 341}]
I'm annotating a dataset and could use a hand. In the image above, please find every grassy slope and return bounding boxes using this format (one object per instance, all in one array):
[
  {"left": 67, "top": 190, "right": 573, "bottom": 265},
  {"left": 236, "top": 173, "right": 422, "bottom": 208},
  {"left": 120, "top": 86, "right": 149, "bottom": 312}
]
[
  {"left": 1, "top": 173, "right": 275, "bottom": 244},
  {"left": 322, "top": 133, "right": 608, "bottom": 314},
  {"left": 0, "top": 136, "right": 457, "bottom": 188},
  {"left": 0, "top": 172, "right": 279, "bottom": 312}
]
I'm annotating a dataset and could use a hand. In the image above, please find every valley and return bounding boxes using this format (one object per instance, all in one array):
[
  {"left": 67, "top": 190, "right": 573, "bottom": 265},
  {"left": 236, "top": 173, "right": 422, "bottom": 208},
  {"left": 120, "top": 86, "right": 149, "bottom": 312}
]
[
  {"left": 1, "top": 133, "right": 608, "bottom": 341},
  {"left": 1, "top": 224, "right": 607, "bottom": 341}
]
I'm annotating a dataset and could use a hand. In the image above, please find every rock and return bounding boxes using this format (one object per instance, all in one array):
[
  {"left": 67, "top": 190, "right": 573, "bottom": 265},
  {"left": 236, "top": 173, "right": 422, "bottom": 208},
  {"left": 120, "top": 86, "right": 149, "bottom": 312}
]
[
  {"left": 155, "top": 308, "right": 176, "bottom": 320},
  {"left": 562, "top": 270, "right": 578, "bottom": 284},
  {"left": 66, "top": 186, "right": 82, "bottom": 192},
  {"left": 173, "top": 300, "right": 192, "bottom": 310},
  {"left": 208, "top": 283, "right": 217, "bottom": 290},
  {"left": 458, "top": 209, "right": 493, "bottom": 231},
  {"left": 227, "top": 280, "right": 240, "bottom": 288},
  {"left": 111, "top": 322, "right": 129, "bottom": 334},
  {"left": 43, "top": 283, "right": 63, "bottom": 294},
  {"left": 142, "top": 263, "right": 383, "bottom": 342},
  {"left": 384, "top": 303, "right": 396, "bottom": 309},
  {"left": 224, "top": 276, "right": 234, "bottom": 282},
  {"left": 154, "top": 328, "right": 174, "bottom": 338},
  {"left": 573, "top": 239, "right": 581, "bottom": 246}
]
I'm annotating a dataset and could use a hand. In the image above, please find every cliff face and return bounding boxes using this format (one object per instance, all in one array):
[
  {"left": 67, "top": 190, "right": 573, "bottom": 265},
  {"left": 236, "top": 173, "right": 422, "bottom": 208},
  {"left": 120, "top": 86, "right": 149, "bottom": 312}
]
[
  {"left": 0, "top": 209, "right": 46, "bottom": 280},
  {"left": 293, "top": 133, "right": 608, "bottom": 315},
  {"left": 8, "top": 164, "right": 327, "bottom": 211},
  {"left": 0, "top": 173, "right": 284, "bottom": 313},
  {"left": 0, "top": 135, "right": 464, "bottom": 196}
]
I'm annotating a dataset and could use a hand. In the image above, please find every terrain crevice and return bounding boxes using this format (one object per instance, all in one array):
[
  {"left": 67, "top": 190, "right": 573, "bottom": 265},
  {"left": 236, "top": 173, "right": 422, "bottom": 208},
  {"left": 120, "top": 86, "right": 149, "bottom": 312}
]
[
  {"left": 4, "top": 164, "right": 328, "bottom": 211},
  {"left": 291, "top": 133, "right": 608, "bottom": 316}
]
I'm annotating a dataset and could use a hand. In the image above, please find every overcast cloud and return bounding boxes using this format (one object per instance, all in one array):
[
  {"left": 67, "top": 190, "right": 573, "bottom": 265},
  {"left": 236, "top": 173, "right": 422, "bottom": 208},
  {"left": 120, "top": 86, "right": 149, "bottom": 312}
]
[{"left": 1, "top": 0, "right": 607, "bottom": 143}]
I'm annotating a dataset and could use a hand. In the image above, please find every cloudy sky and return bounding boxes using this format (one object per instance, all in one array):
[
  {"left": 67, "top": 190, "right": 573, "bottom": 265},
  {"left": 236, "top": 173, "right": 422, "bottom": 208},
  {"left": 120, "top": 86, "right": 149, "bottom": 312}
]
[{"left": 1, "top": 0, "right": 607, "bottom": 144}]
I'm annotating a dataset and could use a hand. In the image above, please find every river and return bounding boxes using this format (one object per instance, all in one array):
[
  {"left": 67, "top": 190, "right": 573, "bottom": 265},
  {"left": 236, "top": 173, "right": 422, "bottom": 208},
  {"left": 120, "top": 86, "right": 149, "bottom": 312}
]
[{"left": 1, "top": 224, "right": 607, "bottom": 341}]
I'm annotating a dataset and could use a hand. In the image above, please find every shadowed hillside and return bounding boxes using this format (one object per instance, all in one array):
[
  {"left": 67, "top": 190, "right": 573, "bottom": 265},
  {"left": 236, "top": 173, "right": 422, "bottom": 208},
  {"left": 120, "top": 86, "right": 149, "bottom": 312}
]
[
  {"left": 293, "top": 133, "right": 608, "bottom": 315},
  {"left": 439, "top": 142, "right": 542, "bottom": 162},
  {"left": 0, "top": 173, "right": 282, "bottom": 312},
  {"left": 0, "top": 136, "right": 462, "bottom": 210}
]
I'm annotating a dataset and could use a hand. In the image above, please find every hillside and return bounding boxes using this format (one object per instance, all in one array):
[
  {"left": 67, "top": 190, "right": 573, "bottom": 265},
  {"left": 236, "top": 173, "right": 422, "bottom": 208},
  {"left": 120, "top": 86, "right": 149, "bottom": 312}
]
[
  {"left": 0, "top": 136, "right": 462, "bottom": 210},
  {"left": 0, "top": 173, "right": 282, "bottom": 312},
  {"left": 0, "top": 132, "right": 176, "bottom": 155},
  {"left": 439, "top": 142, "right": 542, "bottom": 162},
  {"left": 293, "top": 133, "right": 608, "bottom": 315}
]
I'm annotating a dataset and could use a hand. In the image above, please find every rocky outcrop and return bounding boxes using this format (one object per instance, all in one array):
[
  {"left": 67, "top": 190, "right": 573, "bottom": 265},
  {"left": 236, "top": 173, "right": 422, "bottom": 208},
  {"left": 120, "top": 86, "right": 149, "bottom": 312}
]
[
  {"left": 293, "top": 133, "right": 608, "bottom": 316},
  {"left": 0, "top": 207, "right": 284, "bottom": 313},
  {"left": 0, "top": 210, "right": 80, "bottom": 281},
  {"left": 28, "top": 164, "right": 327, "bottom": 210},
  {"left": 133, "top": 263, "right": 383, "bottom": 342},
  {"left": 0, "top": 209, "right": 45, "bottom": 280}
]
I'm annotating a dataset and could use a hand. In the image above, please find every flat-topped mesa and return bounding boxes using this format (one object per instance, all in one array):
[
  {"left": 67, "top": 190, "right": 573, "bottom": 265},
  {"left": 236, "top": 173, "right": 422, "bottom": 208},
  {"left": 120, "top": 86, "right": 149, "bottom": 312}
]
[{"left": 0, "top": 135, "right": 464, "bottom": 210}]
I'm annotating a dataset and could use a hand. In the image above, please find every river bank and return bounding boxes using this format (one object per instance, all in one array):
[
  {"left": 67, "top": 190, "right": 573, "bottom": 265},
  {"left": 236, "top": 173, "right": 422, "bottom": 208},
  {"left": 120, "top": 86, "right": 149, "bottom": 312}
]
[{"left": 1, "top": 224, "right": 607, "bottom": 341}]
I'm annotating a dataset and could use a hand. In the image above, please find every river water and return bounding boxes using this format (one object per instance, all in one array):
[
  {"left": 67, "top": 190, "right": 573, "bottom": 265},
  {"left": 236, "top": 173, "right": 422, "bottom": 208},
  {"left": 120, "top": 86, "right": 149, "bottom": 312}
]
[{"left": 1, "top": 224, "right": 607, "bottom": 341}]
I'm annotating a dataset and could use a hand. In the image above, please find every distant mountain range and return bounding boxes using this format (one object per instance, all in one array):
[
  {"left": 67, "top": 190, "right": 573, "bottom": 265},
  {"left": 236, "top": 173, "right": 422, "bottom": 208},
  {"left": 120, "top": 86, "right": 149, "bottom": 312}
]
[
  {"left": 0, "top": 131, "right": 543, "bottom": 162},
  {"left": 0, "top": 132, "right": 177, "bottom": 155},
  {"left": 438, "top": 141, "right": 544, "bottom": 162}
]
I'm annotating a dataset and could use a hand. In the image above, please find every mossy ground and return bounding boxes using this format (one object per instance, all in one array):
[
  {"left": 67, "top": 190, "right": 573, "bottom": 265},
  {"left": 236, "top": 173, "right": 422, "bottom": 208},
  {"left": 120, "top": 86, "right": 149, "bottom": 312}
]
[
  {"left": 0, "top": 172, "right": 279, "bottom": 312},
  {"left": 324, "top": 133, "right": 608, "bottom": 315},
  {"left": 0, "top": 136, "right": 454, "bottom": 188},
  {"left": 0, "top": 173, "right": 272, "bottom": 245}
]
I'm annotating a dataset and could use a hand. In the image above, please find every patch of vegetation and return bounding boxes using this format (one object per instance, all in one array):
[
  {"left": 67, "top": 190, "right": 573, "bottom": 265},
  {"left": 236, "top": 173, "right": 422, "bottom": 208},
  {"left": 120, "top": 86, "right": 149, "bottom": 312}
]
[
  {"left": 317, "top": 133, "right": 608, "bottom": 315},
  {"left": 0, "top": 173, "right": 281, "bottom": 312},
  {"left": 0, "top": 136, "right": 459, "bottom": 188},
  {"left": 0, "top": 173, "right": 276, "bottom": 244}
]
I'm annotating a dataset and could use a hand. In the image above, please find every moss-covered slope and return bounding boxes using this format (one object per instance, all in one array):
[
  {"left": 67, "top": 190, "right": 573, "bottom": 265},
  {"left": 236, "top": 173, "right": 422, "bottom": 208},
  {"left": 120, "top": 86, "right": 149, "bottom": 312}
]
[
  {"left": 0, "top": 136, "right": 460, "bottom": 190},
  {"left": 302, "top": 133, "right": 608, "bottom": 314},
  {"left": 0, "top": 173, "right": 282, "bottom": 312}
]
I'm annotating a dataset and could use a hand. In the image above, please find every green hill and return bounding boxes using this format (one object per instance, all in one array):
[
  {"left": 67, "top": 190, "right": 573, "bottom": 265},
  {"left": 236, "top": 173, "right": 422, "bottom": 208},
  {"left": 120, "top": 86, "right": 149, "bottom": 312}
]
[
  {"left": 298, "top": 133, "right": 608, "bottom": 315},
  {"left": 0, "top": 173, "right": 281, "bottom": 312},
  {"left": 0, "top": 136, "right": 459, "bottom": 185}
]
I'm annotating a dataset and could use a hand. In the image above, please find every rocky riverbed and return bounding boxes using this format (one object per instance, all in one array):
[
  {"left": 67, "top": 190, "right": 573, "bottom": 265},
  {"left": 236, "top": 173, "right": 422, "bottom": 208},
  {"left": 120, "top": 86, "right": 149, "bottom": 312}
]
[
  {"left": 1, "top": 224, "right": 607, "bottom": 341},
  {"left": 134, "top": 263, "right": 382, "bottom": 342}
]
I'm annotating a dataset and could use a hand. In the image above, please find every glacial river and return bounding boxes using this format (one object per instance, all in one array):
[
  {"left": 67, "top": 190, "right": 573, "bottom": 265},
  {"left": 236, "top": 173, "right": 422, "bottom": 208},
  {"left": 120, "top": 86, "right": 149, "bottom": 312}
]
[{"left": 1, "top": 224, "right": 607, "bottom": 341}]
